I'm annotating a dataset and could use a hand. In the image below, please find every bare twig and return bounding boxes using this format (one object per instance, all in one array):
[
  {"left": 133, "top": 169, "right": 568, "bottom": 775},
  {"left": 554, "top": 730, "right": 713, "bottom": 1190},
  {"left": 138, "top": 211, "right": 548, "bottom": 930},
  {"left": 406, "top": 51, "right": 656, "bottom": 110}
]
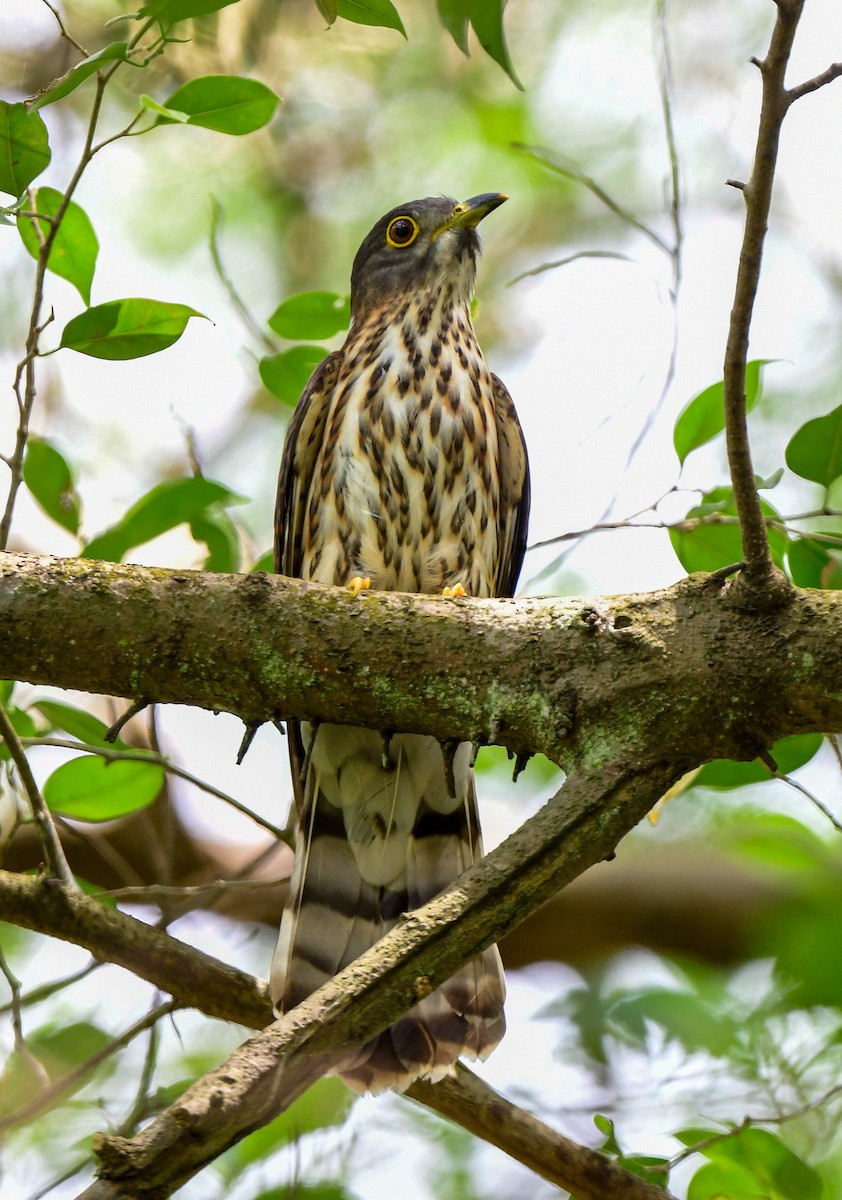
[
  {"left": 0, "top": 958, "right": 99, "bottom": 1017},
  {"left": 41, "top": 0, "right": 89, "bottom": 57},
  {"left": 0, "top": 706, "right": 75, "bottom": 887},
  {"left": 514, "top": 143, "right": 674, "bottom": 255},
  {"left": 209, "top": 196, "right": 277, "bottom": 353},
  {"left": 0, "top": 943, "right": 50, "bottom": 1088},
  {"left": 722, "top": 3, "right": 805, "bottom": 593},
  {"left": 785, "top": 60, "right": 842, "bottom": 105},
  {"left": 781, "top": 773, "right": 842, "bottom": 833},
  {"left": 21, "top": 736, "right": 291, "bottom": 844},
  {"left": 100, "top": 875, "right": 289, "bottom": 902},
  {"left": 0, "top": 999, "right": 178, "bottom": 1136}
]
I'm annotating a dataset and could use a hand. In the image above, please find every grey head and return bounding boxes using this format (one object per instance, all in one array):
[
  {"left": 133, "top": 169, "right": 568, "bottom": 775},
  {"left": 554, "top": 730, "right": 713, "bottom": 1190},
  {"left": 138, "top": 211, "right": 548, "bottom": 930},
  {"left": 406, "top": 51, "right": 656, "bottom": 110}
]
[{"left": 349, "top": 193, "right": 507, "bottom": 319}]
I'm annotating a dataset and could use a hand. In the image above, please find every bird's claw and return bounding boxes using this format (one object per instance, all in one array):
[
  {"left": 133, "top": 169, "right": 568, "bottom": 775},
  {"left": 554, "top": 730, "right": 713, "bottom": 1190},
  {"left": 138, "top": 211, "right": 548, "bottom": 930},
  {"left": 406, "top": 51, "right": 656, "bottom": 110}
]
[
  {"left": 347, "top": 575, "right": 371, "bottom": 598},
  {"left": 442, "top": 583, "right": 467, "bottom": 598}
]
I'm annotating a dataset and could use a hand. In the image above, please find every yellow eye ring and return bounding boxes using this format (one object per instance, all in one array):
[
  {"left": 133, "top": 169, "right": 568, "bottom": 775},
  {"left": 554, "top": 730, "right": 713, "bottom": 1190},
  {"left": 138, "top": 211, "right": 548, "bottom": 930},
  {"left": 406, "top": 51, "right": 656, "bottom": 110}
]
[{"left": 386, "top": 215, "right": 420, "bottom": 248}]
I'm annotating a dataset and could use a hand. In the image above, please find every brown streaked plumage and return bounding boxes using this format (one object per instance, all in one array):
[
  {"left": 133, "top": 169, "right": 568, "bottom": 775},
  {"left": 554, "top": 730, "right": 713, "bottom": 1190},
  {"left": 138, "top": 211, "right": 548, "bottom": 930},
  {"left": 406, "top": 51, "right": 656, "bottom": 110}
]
[{"left": 271, "top": 193, "right": 530, "bottom": 1092}]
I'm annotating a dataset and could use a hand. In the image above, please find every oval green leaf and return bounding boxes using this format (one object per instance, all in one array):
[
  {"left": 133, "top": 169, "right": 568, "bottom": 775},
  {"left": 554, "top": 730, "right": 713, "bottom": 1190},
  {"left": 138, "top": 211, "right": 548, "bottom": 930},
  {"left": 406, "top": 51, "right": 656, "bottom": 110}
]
[
  {"left": 158, "top": 76, "right": 280, "bottom": 135},
  {"left": 33, "top": 699, "right": 118, "bottom": 749},
  {"left": 268, "top": 292, "right": 350, "bottom": 341},
  {"left": 0, "top": 102, "right": 51, "bottom": 198},
  {"left": 692, "top": 732, "right": 822, "bottom": 791},
  {"left": 60, "top": 298, "right": 206, "bottom": 360},
  {"left": 23, "top": 437, "right": 81, "bottom": 535},
  {"left": 785, "top": 401, "right": 842, "bottom": 487},
  {"left": 787, "top": 536, "right": 842, "bottom": 589},
  {"left": 81, "top": 476, "right": 243, "bottom": 561},
  {"left": 18, "top": 187, "right": 98, "bottom": 305},
  {"left": 674, "top": 360, "right": 768, "bottom": 465},
  {"left": 315, "top": 0, "right": 339, "bottom": 22},
  {"left": 189, "top": 510, "right": 241, "bottom": 572},
  {"left": 250, "top": 549, "right": 274, "bottom": 572},
  {"left": 437, "top": 0, "right": 470, "bottom": 55},
  {"left": 43, "top": 755, "right": 164, "bottom": 821},
  {"left": 29, "top": 42, "right": 130, "bottom": 111},
  {"left": 139, "top": 0, "right": 240, "bottom": 23},
  {"left": 469, "top": 0, "right": 522, "bottom": 88},
  {"left": 260, "top": 346, "right": 327, "bottom": 406},
  {"left": 336, "top": 0, "right": 406, "bottom": 36},
  {"left": 669, "top": 486, "right": 788, "bottom": 575}
]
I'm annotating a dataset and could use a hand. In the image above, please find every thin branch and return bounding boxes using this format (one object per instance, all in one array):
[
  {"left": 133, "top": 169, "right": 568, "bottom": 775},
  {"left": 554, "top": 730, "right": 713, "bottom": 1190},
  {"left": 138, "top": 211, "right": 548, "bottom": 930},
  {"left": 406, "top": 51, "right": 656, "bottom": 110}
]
[
  {"left": 0, "top": 705, "right": 75, "bottom": 887},
  {"left": 41, "top": 0, "right": 89, "bottom": 57},
  {"left": 513, "top": 142, "right": 675, "bottom": 256},
  {"left": 0, "top": 999, "right": 178, "bottom": 1136},
  {"left": 21, "top": 735, "right": 290, "bottom": 844},
  {"left": 0, "top": 958, "right": 99, "bottom": 1017},
  {"left": 785, "top": 60, "right": 842, "bottom": 105},
  {"left": 781, "top": 773, "right": 842, "bottom": 833},
  {"left": 99, "top": 875, "right": 289, "bottom": 903},
  {"left": 506, "top": 249, "right": 631, "bottom": 286},
  {"left": 209, "top": 196, "right": 277, "bottom": 353},
  {"left": 722, "top": 3, "right": 804, "bottom": 592},
  {"left": 0, "top": 943, "right": 50, "bottom": 1088},
  {"left": 409, "top": 1065, "right": 673, "bottom": 1200}
]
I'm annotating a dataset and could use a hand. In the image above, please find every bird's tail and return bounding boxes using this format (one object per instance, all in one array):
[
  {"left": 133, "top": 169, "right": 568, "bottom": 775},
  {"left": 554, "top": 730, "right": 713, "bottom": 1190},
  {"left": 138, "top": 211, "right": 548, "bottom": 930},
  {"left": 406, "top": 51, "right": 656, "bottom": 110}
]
[{"left": 270, "top": 727, "right": 505, "bottom": 1092}]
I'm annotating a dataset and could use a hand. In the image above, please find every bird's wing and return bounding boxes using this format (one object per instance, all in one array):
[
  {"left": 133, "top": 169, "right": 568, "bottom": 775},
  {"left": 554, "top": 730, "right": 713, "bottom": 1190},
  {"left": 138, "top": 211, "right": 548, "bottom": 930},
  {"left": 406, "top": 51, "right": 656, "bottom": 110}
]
[
  {"left": 274, "top": 350, "right": 343, "bottom": 819},
  {"left": 491, "top": 373, "right": 531, "bottom": 598},
  {"left": 274, "top": 350, "right": 344, "bottom": 578}
]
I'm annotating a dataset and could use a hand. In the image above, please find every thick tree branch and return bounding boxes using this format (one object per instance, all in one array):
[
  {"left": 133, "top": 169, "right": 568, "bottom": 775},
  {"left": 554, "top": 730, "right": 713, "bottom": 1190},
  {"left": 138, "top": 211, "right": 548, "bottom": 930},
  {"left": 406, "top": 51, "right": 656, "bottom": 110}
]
[
  {"left": 2, "top": 553, "right": 842, "bottom": 774},
  {"left": 0, "top": 870, "right": 272, "bottom": 1029},
  {"left": 75, "top": 759, "right": 678, "bottom": 1198}
]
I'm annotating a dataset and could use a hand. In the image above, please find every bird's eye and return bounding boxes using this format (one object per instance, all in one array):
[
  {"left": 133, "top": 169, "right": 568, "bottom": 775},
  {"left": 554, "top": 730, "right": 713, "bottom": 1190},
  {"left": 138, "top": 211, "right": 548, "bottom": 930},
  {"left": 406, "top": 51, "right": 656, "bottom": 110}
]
[{"left": 386, "top": 216, "right": 420, "bottom": 248}]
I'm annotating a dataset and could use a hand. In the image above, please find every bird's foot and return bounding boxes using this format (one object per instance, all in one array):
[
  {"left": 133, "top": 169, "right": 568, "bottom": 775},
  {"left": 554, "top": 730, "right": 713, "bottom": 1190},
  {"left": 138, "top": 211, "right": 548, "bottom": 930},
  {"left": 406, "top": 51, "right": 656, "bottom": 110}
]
[
  {"left": 442, "top": 583, "right": 467, "bottom": 598},
  {"left": 347, "top": 575, "right": 371, "bottom": 598}
]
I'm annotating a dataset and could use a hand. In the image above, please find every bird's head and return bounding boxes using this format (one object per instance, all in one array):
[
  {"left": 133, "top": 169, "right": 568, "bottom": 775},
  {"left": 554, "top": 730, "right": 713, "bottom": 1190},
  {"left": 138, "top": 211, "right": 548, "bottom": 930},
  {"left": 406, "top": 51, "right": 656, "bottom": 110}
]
[{"left": 349, "top": 193, "right": 507, "bottom": 319}]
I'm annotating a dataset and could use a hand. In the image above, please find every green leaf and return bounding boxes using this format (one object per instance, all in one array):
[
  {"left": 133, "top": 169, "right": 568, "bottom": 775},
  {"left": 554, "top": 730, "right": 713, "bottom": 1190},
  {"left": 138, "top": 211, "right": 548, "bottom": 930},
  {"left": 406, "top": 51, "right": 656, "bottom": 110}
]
[
  {"left": 60, "top": 298, "right": 206, "bottom": 360},
  {"left": 43, "top": 756, "right": 164, "bottom": 820},
  {"left": 314, "top": 0, "right": 339, "bottom": 22},
  {"left": 669, "top": 486, "right": 787, "bottom": 575},
  {"left": 692, "top": 733, "right": 822, "bottom": 790},
  {"left": 189, "top": 510, "right": 241, "bottom": 572},
  {"left": 437, "top": 0, "right": 470, "bottom": 54},
  {"left": 0, "top": 102, "right": 51, "bottom": 198},
  {"left": 157, "top": 76, "right": 280, "bottom": 135},
  {"left": 29, "top": 42, "right": 131, "bottom": 111},
  {"left": 33, "top": 700, "right": 121, "bottom": 749},
  {"left": 335, "top": 0, "right": 407, "bottom": 37},
  {"left": 139, "top": 94, "right": 191, "bottom": 123},
  {"left": 23, "top": 437, "right": 82, "bottom": 535},
  {"left": 687, "top": 1160, "right": 770, "bottom": 1200},
  {"left": 785, "top": 402, "right": 842, "bottom": 488},
  {"left": 674, "top": 361, "right": 768, "bottom": 465},
  {"left": 0, "top": 706, "right": 37, "bottom": 761},
  {"left": 82, "top": 476, "right": 242, "bottom": 562},
  {"left": 700, "top": 1128, "right": 823, "bottom": 1200},
  {"left": 469, "top": 0, "right": 522, "bottom": 88},
  {"left": 250, "top": 549, "right": 274, "bottom": 572},
  {"left": 138, "top": 0, "right": 241, "bottom": 24},
  {"left": 787, "top": 536, "right": 842, "bottom": 589},
  {"left": 18, "top": 187, "right": 99, "bottom": 305},
  {"left": 260, "top": 346, "right": 327, "bottom": 406},
  {"left": 0, "top": 682, "right": 14, "bottom": 704},
  {"left": 219, "top": 1077, "right": 353, "bottom": 1178},
  {"left": 268, "top": 292, "right": 350, "bottom": 341}
]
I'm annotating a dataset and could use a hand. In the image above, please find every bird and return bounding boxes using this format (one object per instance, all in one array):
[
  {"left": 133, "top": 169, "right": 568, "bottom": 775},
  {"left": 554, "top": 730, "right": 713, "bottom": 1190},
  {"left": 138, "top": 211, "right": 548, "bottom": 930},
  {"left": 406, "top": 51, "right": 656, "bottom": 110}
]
[{"left": 270, "top": 193, "right": 530, "bottom": 1093}]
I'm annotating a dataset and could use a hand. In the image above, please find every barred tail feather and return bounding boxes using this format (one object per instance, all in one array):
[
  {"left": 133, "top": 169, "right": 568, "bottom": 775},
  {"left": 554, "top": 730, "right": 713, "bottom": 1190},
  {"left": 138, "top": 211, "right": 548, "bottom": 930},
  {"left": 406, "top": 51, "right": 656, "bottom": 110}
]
[{"left": 270, "top": 726, "right": 506, "bottom": 1093}]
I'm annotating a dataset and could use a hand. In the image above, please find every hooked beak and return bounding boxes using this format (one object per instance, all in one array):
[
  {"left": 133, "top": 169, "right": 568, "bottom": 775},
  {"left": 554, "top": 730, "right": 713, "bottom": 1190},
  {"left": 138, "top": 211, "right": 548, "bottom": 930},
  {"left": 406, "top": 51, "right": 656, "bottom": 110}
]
[{"left": 434, "top": 192, "right": 508, "bottom": 236}]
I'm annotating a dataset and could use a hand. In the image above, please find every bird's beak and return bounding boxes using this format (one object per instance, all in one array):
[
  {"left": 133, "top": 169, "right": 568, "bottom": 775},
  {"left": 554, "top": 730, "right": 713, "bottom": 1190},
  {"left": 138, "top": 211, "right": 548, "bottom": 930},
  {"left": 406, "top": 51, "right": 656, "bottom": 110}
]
[{"left": 434, "top": 192, "right": 508, "bottom": 236}]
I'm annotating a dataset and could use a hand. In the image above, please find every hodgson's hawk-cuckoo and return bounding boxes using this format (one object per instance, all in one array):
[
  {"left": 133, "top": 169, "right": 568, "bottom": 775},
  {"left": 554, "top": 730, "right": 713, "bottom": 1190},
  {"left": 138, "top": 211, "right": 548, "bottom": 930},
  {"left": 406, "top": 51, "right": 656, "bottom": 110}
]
[{"left": 271, "top": 193, "right": 530, "bottom": 1092}]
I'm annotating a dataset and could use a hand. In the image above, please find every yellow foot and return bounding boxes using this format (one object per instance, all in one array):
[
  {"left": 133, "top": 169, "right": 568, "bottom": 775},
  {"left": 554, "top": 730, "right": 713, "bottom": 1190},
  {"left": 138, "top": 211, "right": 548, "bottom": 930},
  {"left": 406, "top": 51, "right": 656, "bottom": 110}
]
[
  {"left": 442, "top": 583, "right": 467, "bottom": 598},
  {"left": 347, "top": 575, "right": 371, "bottom": 598}
]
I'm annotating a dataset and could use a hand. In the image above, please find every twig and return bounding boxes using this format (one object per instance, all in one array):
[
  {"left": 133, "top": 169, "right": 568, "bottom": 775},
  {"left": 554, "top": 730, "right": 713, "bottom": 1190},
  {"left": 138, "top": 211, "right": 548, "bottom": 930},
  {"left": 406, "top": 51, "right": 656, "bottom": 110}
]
[
  {"left": 409, "top": 1065, "right": 673, "bottom": 1200},
  {"left": 41, "top": 0, "right": 89, "bottom": 57},
  {"left": 0, "top": 943, "right": 50, "bottom": 1087},
  {"left": 514, "top": 142, "right": 674, "bottom": 256},
  {"left": 0, "top": 706, "right": 75, "bottom": 887},
  {"left": 0, "top": 999, "right": 179, "bottom": 1136},
  {"left": 209, "top": 196, "right": 277, "bottom": 353},
  {"left": 21, "top": 736, "right": 291, "bottom": 844},
  {"left": 785, "top": 61, "right": 842, "bottom": 105},
  {"left": 100, "top": 875, "right": 289, "bottom": 902},
  {"left": 781, "top": 773, "right": 842, "bottom": 833},
  {"left": 506, "top": 249, "right": 631, "bottom": 286},
  {"left": 721, "top": 3, "right": 806, "bottom": 591},
  {"left": 0, "top": 958, "right": 99, "bottom": 1017}
]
